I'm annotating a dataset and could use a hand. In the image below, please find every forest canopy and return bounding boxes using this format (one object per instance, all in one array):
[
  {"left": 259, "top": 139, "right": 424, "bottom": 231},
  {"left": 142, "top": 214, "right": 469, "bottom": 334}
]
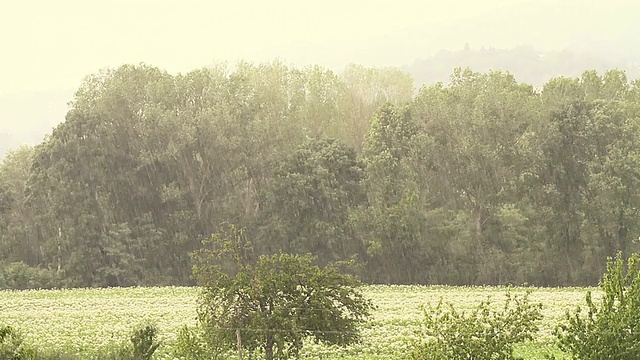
[{"left": 1, "top": 61, "right": 640, "bottom": 288}]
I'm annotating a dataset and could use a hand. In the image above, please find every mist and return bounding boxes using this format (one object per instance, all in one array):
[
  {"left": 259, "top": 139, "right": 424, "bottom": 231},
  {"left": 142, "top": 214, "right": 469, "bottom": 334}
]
[{"left": 1, "top": 0, "right": 639, "bottom": 158}]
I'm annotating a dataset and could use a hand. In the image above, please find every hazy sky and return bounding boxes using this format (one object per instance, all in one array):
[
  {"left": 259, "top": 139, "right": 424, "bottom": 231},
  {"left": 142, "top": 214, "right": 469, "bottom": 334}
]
[
  {"left": 0, "top": 0, "right": 638, "bottom": 137},
  {"left": 1, "top": 0, "right": 520, "bottom": 94}
]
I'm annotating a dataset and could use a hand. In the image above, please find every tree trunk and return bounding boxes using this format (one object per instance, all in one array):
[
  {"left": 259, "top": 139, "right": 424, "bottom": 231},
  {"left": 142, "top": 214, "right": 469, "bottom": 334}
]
[
  {"left": 265, "top": 334, "right": 274, "bottom": 360},
  {"left": 236, "top": 329, "right": 243, "bottom": 360},
  {"left": 617, "top": 206, "right": 628, "bottom": 260},
  {"left": 473, "top": 207, "right": 487, "bottom": 285},
  {"left": 474, "top": 208, "right": 484, "bottom": 256}
]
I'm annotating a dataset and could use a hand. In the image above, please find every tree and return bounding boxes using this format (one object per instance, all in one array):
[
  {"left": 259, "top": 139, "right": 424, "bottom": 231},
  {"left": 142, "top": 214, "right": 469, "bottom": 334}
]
[
  {"left": 536, "top": 71, "right": 640, "bottom": 283},
  {"left": 0, "top": 146, "right": 37, "bottom": 265},
  {"left": 256, "top": 137, "right": 365, "bottom": 264},
  {"left": 411, "top": 68, "right": 543, "bottom": 284},
  {"left": 191, "top": 224, "right": 374, "bottom": 360},
  {"left": 24, "top": 64, "right": 173, "bottom": 286},
  {"left": 357, "top": 103, "right": 428, "bottom": 284},
  {"left": 339, "top": 64, "right": 415, "bottom": 151}
]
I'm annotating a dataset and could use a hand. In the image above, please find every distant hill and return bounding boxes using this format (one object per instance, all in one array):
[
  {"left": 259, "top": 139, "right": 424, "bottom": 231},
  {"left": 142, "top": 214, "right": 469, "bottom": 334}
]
[{"left": 404, "top": 45, "right": 640, "bottom": 88}]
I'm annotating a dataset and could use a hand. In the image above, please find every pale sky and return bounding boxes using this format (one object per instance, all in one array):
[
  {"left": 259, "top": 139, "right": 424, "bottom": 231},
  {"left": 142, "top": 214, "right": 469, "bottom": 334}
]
[
  {"left": 0, "top": 0, "right": 564, "bottom": 95},
  {"left": 0, "top": 0, "right": 638, "bottom": 139}
]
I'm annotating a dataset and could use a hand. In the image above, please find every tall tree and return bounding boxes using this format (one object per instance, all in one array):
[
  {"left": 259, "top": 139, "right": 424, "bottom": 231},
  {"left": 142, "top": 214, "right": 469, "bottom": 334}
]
[
  {"left": 0, "top": 146, "right": 37, "bottom": 265},
  {"left": 340, "top": 64, "right": 415, "bottom": 151},
  {"left": 412, "top": 68, "right": 543, "bottom": 284},
  {"left": 256, "top": 137, "right": 365, "bottom": 264},
  {"left": 357, "top": 103, "right": 428, "bottom": 283}
]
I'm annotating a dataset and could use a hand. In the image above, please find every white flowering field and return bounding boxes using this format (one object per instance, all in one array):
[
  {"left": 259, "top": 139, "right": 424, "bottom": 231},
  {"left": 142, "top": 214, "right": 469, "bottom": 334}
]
[{"left": 0, "top": 285, "right": 596, "bottom": 359}]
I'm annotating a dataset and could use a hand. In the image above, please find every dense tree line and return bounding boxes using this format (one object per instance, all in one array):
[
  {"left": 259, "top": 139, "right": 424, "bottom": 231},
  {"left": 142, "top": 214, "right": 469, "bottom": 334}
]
[
  {"left": 1, "top": 61, "right": 639, "bottom": 288},
  {"left": 405, "top": 45, "right": 640, "bottom": 88}
]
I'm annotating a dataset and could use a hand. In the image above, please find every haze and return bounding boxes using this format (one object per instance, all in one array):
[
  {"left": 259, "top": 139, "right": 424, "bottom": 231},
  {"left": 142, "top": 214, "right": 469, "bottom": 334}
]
[{"left": 1, "top": 0, "right": 639, "bottom": 156}]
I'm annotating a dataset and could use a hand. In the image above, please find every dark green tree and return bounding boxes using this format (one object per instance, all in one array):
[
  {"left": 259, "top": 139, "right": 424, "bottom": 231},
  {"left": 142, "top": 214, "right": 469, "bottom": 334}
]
[
  {"left": 411, "top": 69, "right": 542, "bottom": 284},
  {"left": 257, "top": 137, "right": 365, "bottom": 264},
  {"left": 0, "top": 146, "right": 38, "bottom": 265},
  {"left": 357, "top": 103, "right": 427, "bottom": 284}
]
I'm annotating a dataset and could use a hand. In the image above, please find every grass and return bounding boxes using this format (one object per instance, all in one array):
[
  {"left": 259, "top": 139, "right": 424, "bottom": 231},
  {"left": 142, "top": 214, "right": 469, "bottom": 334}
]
[{"left": 0, "top": 285, "right": 597, "bottom": 359}]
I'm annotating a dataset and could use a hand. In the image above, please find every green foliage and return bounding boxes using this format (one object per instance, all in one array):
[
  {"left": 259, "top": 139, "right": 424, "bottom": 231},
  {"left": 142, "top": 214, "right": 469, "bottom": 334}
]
[
  {"left": 3, "top": 60, "right": 640, "bottom": 288},
  {"left": 0, "top": 326, "right": 36, "bottom": 360},
  {"left": 192, "top": 224, "right": 374, "bottom": 360},
  {"left": 0, "top": 262, "right": 56, "bottom": 290},
  {"left": 0, "top": 323, "right": 162, "bottom": 360},
  {"left": 95, "top": 323, "right": 162, "bottom": 360},
  {"left": 357, "top": 103, "right": 428, "bottom": 284},
  {"left": 259, "top": 137, "right": 365, "bottom": 264},
  {"left": 129, "top": 324, "right": 160, "bottom": 360},
  {"left": 554, "top": 252, "right": 640, "bottom": 359},
  {"left": 409, "top": 291, "right": 543, "bottom": 360},
  {"left": 172, "top": 325, "right": 220, "bottom": 360}
]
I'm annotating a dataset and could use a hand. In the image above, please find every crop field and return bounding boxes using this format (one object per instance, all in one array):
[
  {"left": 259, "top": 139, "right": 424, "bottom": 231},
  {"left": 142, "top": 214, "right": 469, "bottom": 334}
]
[{"left": 0, "top": 285, "right": 598, "bottom": 359}]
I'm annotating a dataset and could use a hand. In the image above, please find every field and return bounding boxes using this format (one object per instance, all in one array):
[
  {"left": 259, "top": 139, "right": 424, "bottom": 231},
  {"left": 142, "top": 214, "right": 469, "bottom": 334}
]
[{"left": 0, "top": 285, "right": 598, "bottom": 359}]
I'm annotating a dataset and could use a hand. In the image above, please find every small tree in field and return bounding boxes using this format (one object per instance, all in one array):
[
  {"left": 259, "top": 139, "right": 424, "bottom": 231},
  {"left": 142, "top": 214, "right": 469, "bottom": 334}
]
[
  {"left": 191, "top": 224, "right": 373, "bottom": 360},
  {"left": 554, "top": 251, "right": 640, "bottom": 359}
]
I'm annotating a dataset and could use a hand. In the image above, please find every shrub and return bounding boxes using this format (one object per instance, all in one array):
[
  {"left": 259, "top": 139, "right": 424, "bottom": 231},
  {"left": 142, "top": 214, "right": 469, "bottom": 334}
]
[
  {"left": 172, "top": 325, "right": 222, "bottom": 360},
  {"left": 0, "top": 262, "right": 56, "bottom": 290},
  {"left": 0, "top": 325, "right": 36, "bottom": 360},
  {"left": 110, "top": 324, "right": 161, "bottom": 360},
  {"left": 0, "top": 324, "right": 161, "bottom": 360},
  {"left": 129, "top": 324, "right": 160, "bottom": 360},
  {"left": 554, "top": 251, "right": 640, "bottom": 359},
  {"left": 87, "top": 324, "right": 161, "bottom": 360},
  {"left": 409, "top": 290, "right": 543, "bottom": 360}
]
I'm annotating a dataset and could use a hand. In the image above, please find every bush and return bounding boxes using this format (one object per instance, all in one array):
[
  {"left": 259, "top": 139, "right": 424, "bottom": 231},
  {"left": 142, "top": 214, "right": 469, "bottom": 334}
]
[
  {"left": 172, "top": 325, "right": 222, "bottom": 360},
  {"left": 0, "top": 325, "right": 36, "bottom": 360},
  {"left": 409, "top": 290, "right": 543, "bottom": 360},
  {"left": 100, "top": 324, "right": 161, "bottom": 360},
  {"left": 129, "top": 324, "right": 160, "bottom": 360},
  {"left": 0, "top": 324, "right": 161, "bottom": 360},
  {"left": 554, "top": 251, "right": 640, "bottom": 359},
  {"left": 0, "top": 262, "right": 56, "bottom": 290}
]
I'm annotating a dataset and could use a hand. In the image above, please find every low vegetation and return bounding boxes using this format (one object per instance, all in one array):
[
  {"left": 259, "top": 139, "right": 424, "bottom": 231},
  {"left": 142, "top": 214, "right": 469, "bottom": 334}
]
[
  {"left": 409, "top": 291, "right": 543, "bottom": 360},
  {"left": 1, "top": 227, "right": 639, "bottom": 360},
  {"left": 0, "top": 323, "right": 160, "bottom": 360},
  {"left": 554, "top": 252, "right": 640, "bottom": 359},
  {"left": 0, "top": 285, "right": 593, "bottom": 359}
]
